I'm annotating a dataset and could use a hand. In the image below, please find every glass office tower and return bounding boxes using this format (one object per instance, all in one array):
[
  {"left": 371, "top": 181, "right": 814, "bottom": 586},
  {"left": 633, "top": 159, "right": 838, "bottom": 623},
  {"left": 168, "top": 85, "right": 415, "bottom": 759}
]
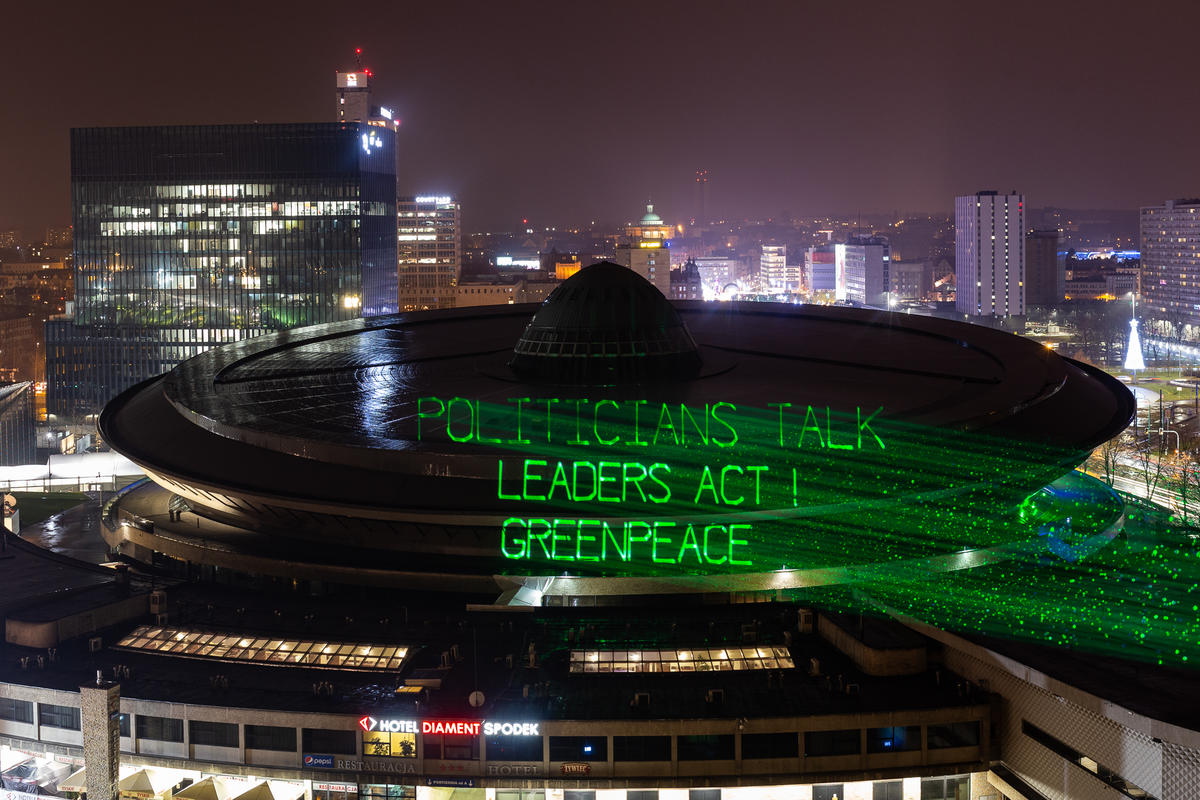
[
  {"left": 397, "top": 195, "right": 461, "bottom": 311},
  {"left": 49, "top": 123, "right": 397, "bottom": 417}
]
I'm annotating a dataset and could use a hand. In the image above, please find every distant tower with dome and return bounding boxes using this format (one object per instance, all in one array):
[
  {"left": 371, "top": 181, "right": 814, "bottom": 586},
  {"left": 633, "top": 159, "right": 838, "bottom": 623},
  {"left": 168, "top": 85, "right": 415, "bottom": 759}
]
[
  {"left": 625, "top": 202, "right": 674, "bottom": 241},
  {"left": 617, "top": 202, "right": 675, "bottom": 296}
]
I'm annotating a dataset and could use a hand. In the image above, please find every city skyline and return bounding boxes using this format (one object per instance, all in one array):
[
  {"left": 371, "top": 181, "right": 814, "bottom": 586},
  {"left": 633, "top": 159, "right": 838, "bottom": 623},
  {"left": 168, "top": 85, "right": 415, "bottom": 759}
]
[{"left": 4, "top": 1, "right": 1200, "bottom": 234}]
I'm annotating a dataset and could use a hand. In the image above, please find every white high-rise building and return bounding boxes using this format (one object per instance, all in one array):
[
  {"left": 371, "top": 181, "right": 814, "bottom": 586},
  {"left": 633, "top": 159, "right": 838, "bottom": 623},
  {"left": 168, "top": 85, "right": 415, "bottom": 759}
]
[
  {"left": 840, "top": 236, "right": 891, "bottom": 307},
  {"left": 398, "top": 195, "right": 461, "bottom": 311},
  {"left": 955, "top": 191, "right": 1025, "bottom": 318},
  {"left": 1142, "top": 199, "right": 1200, "bottom": 334},
  {"left": 760, "top": 244, "right": 794, "bottom": 291}
]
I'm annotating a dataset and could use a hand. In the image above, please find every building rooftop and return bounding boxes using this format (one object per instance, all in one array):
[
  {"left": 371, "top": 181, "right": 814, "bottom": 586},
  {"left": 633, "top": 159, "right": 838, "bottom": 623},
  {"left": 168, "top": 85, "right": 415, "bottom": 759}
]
[
  {"left": 0, "top": 532, "right": 116, "bottom": 618},
  {"left": 0, "top": 584, "right": 986, "bottom": 724}
]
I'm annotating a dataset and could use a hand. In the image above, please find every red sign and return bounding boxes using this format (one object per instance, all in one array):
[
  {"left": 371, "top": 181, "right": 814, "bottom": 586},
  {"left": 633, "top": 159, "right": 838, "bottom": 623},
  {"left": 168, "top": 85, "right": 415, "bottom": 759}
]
[
  {"left": 422, "top": 720, "right": 481, "bottom": 736},
  {"left": 560, "top": 763, "right": 591, "bottom": 776}
]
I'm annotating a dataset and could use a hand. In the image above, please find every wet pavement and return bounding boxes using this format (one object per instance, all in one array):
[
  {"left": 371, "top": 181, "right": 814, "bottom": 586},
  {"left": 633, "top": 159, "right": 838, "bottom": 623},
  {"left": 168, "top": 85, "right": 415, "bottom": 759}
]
[{"left": 18, "top": 495, "right": 112, "bottom": 565}]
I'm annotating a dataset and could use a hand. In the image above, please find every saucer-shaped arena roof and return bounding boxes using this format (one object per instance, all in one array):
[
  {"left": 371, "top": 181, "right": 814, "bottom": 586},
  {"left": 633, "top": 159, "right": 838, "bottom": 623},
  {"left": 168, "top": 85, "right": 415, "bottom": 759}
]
[{"left": 100, "top": 268, "right": 1133, "bottom": 593}]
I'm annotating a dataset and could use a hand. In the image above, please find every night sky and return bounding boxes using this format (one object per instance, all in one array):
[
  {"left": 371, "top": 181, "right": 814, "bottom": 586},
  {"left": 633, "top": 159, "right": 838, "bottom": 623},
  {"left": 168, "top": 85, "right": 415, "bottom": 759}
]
[{"left": 4, "top": 0, "right": 1200, "bottom": 234}]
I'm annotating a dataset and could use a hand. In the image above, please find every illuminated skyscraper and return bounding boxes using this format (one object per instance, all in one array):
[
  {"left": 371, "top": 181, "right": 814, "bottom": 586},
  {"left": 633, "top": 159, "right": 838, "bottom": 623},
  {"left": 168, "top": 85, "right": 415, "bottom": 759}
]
[
  {"left": 840, "top": 235, "right": 890, "bottom": 306},
  {"left": 955, "top": 191, "right": 1025, "bottom": 318},
  {"left": 759, "top": 243, "right": 791, "bottom": 291},
  {"left": 1141, "top": 198, "right": 1200, "bottom": 334},
  {"left": 47, "top": 123, "right": 398, "bottom": 417},
  {"left": 397, "top": 195, "right": 461, "bottom": 311}
]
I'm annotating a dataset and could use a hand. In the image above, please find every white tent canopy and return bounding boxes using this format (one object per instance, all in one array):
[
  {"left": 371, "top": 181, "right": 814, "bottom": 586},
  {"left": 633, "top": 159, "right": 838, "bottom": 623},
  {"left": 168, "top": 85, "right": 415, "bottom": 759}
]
[
  {"left": 0, "top": 451, "right": 144, "bottom": 491},
  {"left": 58, "top": 768, "right": 87, "bottom": 794},
  {"left": 47, "top": 452, "right": 142, "bottom": 479},
  {"left": 0, "top": 749, "right": 30, "bottom": 771},
  {"left": 175, "top": 777, "right": 229, "bottom": 800}
]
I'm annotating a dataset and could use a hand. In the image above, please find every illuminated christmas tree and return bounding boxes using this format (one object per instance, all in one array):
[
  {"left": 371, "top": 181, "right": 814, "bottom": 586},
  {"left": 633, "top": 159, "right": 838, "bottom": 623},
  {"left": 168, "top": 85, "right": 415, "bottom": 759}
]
[{"left": 1124, "top": 295, "right": 1145, "bottom": 372}]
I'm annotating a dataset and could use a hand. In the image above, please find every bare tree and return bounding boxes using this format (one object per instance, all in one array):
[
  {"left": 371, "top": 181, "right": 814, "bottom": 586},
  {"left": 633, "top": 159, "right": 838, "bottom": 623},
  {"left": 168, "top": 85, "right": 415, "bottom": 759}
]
[
  {"left": 1171, "top": 457, "right": 1200, "bottom": 526},
  {"left": 1096, "top": 435, "right": 1123, "bottom": 488},
  {"left": 1166, "top": 426, "right": 1200, "bottom": 527},
  {"left": 1072, "top": 307, "right": 1098, "bottom": 353},
  {"left": 1165, "top": 306, "right": 1188, "bottom": 344},
  {"left": 1102, "top": 304, "right": 1131, "bottom": 364},
  {"left": 1134, "top": 442, "right": 1168, "bottom": 507}
]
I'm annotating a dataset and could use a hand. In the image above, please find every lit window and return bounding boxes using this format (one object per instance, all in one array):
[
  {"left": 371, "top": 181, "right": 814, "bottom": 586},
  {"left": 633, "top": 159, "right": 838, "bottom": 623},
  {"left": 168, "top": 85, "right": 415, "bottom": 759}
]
[
  {"left": 569, "top": 646, "right": 792, "bottom": 673},
  {"left": 114, "top": 625, "right": 408, "bottom": 672}
]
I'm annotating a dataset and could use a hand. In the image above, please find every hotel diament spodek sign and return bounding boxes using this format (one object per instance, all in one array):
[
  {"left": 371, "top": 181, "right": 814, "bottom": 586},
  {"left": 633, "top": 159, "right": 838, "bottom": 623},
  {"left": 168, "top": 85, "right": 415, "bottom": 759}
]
[
  {"left": 325, "top": 716, "right": 543, "bottom": 774},
  {"left": 359, "top": 716, "right": 540, "bottom": 737}
]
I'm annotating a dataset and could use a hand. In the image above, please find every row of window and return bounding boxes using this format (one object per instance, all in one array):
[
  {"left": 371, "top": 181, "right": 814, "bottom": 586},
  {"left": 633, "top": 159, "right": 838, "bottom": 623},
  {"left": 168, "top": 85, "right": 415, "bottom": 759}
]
[
  {"left": 558, "top": 781, "right": 967, "bottom": 800},
  {"left": 471, "top": 723, "right": 980, "bottom": 763},
  {"left": 0, "top": 699, "right": 979, "bottom": 762},
  {"left": 0, "top": 701, "right": 355, "bottom": 754},
  {"left": 565, "top": 792, "right": 720, "bottom": 800},
  {"left": 114, "top": 626, "right": 408, "bottom": 672}
]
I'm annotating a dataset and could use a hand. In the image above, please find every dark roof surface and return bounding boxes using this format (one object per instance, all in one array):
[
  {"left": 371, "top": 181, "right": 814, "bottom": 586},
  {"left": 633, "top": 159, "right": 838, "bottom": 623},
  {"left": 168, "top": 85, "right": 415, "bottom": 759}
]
[
  {"left": 95, "top": 295, "right": 1135, "bottom": 584},
  {"left": 103, "top": 301, "right": 1132, "bottom": 500},
  {"left": 0, "top": 532, "right": 116, "bottom": 617},
  {"left": 0, "top": 587, "right": 984, "bottom": 723}
]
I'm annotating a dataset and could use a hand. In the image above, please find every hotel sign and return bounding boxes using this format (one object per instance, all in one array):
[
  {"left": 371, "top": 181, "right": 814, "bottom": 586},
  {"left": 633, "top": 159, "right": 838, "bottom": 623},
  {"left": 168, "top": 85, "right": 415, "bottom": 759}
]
[
  {"left": 359, "top": 716, "right": 539, "bottom": 736},
  {"left": 487, "top": 764, "right": 540, "bottom": 776}
]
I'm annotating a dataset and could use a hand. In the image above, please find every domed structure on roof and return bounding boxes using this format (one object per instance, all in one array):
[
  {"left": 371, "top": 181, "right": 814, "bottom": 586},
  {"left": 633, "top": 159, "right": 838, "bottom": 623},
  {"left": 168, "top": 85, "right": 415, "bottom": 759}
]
[
  {"left": 640, "top": 203, "right": 663, "bottom": 224},
  {"left": 509, "top": 261, "right": 702, "bottom": 383}
]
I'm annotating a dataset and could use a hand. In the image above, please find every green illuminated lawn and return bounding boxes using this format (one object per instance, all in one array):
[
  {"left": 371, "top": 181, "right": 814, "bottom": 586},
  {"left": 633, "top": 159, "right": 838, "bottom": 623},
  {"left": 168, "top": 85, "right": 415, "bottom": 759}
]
[
  {"left": 10, "top": 492, "right": 90, "bottom": 527},
  {"left": 806, "top": 491, "right": 1200, "bottom": 668}
]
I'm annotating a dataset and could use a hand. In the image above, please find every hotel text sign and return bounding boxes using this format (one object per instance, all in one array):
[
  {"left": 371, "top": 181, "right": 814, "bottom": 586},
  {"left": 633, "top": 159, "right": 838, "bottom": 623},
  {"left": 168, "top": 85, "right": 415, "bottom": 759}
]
[
  {"left": 360, "top": 716, "right": 540, "bottom": 736},
  {"left": 417, "top": 397, "right": 887, "bottom": 569}
]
